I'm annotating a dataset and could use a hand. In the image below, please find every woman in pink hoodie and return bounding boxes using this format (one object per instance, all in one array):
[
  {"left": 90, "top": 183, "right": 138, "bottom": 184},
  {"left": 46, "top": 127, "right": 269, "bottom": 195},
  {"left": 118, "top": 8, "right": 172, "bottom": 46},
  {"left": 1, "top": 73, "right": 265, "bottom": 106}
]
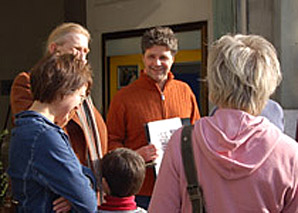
[{"left": 149, "top": 34, "right": 298, "bottom": 213}]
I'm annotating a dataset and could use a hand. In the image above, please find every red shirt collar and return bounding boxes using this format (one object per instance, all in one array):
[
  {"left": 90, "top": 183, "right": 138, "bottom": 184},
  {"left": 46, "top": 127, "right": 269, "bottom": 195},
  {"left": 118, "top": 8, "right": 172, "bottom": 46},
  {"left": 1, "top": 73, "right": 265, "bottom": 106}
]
[{"left": 98, "top": 195, "right": 137, "bottom": 211}]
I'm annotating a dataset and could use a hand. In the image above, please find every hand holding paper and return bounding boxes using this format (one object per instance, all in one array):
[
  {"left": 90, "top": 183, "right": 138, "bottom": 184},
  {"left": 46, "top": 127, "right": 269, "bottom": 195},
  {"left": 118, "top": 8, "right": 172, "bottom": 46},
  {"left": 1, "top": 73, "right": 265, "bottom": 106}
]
[
  {"left": 145, "top": 117, "right": 183, "bottom": 175},
  {"left": 136, "top": 144, "right": 158, "bottom": 163}
]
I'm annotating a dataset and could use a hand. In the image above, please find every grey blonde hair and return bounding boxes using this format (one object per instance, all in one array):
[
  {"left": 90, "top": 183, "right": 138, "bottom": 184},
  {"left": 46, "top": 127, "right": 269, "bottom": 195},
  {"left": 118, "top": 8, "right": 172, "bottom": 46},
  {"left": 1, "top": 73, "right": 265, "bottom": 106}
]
[
  {"left": 207, "top": 34, "right": 282, "bottom": 115},
  {"left": 46, "top": 22, "right": 90, "bottom": 52}
]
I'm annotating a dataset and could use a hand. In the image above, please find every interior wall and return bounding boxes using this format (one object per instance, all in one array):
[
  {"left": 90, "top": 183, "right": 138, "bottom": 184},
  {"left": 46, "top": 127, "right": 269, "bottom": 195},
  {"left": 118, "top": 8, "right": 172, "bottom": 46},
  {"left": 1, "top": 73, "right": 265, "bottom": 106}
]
[{"left": 86, "top": 0, "right": 212, "bottom": 111}]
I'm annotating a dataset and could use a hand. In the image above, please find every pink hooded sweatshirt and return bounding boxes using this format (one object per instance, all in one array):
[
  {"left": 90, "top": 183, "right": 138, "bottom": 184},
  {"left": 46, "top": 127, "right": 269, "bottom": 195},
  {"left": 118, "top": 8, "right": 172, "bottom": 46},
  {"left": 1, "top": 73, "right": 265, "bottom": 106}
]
[{"left": 149, "top": 109, "right": 298, "bottom": 213}]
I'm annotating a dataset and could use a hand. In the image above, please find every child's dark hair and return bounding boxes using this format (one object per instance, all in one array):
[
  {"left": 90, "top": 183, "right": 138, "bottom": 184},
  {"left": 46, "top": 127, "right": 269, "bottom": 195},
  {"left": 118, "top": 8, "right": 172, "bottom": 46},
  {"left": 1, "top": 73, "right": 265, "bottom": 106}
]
[{"left": 101, "top": 148, "right": 146, "bottom": 197}]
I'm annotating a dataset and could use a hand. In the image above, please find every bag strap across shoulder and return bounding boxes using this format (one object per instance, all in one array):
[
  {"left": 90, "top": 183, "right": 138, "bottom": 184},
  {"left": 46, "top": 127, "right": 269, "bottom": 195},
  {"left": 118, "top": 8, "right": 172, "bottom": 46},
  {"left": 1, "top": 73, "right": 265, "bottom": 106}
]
[{"left": 181, "top": 125, "right": 205, "bottom": 213}]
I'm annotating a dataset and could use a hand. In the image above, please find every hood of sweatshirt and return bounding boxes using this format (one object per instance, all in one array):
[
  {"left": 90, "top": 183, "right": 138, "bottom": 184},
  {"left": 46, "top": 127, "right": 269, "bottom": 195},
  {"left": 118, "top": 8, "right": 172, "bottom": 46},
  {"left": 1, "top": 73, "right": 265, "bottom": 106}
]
[{"left": 194, "top": 108, "right": 282, "bottom": 180}]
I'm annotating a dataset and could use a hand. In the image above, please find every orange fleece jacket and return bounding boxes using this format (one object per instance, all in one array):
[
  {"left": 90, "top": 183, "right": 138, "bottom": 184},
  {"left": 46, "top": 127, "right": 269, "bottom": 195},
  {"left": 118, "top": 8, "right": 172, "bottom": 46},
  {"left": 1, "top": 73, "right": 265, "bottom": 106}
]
[{"left": 107, "top": 71, "right": 200, "bottom": 196}]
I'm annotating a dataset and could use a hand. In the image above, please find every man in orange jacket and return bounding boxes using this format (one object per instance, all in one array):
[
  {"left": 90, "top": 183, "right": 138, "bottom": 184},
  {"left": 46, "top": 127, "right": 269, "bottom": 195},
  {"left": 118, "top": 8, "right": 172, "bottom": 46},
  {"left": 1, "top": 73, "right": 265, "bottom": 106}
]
[{"left": 107, "top": 26, "right": 200, "bottom": 209}]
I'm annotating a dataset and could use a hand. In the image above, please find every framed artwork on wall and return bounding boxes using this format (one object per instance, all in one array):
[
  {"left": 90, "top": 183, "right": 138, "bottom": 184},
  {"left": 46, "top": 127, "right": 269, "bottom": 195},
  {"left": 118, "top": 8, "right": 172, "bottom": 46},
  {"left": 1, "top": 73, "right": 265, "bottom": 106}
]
[{"left": 117, "top": 65, "right": 138, "bottom": 89}]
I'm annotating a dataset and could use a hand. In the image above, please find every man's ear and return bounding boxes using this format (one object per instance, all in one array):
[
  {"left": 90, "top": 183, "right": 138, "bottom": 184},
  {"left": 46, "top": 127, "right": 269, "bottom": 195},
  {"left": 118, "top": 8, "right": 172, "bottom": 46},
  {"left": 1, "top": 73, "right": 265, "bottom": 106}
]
[{"left": 48, "top": 42, "right": 57, "bottom": 54}]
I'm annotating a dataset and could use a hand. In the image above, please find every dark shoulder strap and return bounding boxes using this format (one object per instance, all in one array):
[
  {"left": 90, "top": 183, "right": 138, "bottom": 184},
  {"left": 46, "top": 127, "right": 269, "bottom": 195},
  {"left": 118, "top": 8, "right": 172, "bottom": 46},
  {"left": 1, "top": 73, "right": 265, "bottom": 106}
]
[{"left": 181, "top": 125, "right": 205, "bottom": 213}]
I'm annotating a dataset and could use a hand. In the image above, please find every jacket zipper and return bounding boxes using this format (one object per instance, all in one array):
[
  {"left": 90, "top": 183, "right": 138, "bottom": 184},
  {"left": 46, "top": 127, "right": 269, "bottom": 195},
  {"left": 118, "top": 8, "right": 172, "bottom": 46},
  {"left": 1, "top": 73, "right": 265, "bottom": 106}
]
[{"left": 161, "top": 92, "right": 166, "bottom": 118}]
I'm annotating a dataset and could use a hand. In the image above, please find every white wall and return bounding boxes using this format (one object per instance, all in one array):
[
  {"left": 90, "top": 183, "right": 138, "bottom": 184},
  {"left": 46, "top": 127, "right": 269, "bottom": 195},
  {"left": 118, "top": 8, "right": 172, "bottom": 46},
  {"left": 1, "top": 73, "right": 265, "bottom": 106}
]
[{"left": 86, "top": 0, "right": 212, "bottom": 111}]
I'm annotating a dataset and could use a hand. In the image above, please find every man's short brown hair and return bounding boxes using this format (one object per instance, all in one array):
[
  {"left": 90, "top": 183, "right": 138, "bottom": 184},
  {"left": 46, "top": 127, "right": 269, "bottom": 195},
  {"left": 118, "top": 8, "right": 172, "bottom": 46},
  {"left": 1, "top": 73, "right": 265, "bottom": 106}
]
[
  {"left": 101, "top": 148, "right": 146, "bottom": 197},
  {"left": 30, "top": 53, "right": 92, "bottom": 103},
  {"left": 141, "top": 26, "right": 178, "bottom": 55}
]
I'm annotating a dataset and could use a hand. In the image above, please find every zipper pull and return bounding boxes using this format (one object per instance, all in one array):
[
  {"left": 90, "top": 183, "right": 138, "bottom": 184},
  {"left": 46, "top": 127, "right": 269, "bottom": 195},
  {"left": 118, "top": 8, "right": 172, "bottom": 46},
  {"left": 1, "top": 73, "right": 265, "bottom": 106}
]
[{"left": 161, "top": 93, "right": 165, "bottom": 101}]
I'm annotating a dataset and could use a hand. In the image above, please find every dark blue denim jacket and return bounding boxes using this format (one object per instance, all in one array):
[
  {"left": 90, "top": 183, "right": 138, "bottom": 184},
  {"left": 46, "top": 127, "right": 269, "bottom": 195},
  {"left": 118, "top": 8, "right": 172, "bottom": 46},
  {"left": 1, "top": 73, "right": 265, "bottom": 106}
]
[{"left": 7, "top": 111, "right": 98, "bottom": 212}]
